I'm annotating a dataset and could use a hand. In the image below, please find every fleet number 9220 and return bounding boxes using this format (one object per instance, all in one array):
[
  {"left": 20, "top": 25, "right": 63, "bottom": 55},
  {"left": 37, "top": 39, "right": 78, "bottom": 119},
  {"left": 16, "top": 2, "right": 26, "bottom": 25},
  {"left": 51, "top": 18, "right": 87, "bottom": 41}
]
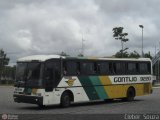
[{"left": 140, "top": 77, "right": 151, "bottom": 81}]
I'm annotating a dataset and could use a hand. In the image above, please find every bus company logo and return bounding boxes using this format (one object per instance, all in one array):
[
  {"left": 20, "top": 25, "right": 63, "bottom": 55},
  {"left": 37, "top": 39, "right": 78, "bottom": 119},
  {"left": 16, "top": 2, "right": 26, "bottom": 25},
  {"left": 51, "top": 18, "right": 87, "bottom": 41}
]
[
  {"left": 2, "top": 114, "right": 8, "bottom": 120},
  {"left": 65, "top": 79, "right": 76, "bottom": 86}
]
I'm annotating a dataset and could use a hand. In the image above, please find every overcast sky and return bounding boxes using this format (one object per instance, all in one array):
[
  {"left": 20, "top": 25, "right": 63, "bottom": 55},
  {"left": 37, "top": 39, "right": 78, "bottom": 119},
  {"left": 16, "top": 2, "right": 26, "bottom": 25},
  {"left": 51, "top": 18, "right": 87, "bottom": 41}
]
[{"left": 0, "top": 0, "right": 159, "bottom": 65}]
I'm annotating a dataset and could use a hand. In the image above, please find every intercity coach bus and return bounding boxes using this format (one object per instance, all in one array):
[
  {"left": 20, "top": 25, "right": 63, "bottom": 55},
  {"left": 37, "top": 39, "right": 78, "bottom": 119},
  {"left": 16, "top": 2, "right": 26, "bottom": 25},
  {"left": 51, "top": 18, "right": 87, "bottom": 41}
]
[{"left": 13, "top": 55, "right": 153, "bottom": 107}]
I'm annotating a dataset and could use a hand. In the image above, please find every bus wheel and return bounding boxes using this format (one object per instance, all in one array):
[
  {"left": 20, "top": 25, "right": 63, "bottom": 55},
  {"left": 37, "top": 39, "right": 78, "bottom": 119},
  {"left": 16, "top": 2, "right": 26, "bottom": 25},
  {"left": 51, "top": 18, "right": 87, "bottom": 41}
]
[
  {"left": 122, "top": 87, "right": 135, "bottom": 102},
  {"left": 126, "top": 87, "right": 135, "bottom": 101},
  {"left": 38, "top": 104, "right": 46, "bottom": 108},
  {"left": 60, "top": 92, "right": 71, "bottom": 108}
]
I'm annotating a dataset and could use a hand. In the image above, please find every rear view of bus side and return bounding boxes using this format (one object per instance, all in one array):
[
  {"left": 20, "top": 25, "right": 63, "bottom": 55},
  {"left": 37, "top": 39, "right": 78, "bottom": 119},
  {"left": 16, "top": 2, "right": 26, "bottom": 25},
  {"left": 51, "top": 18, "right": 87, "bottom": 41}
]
[{"left": 13, "top": 55, "right": 152, "bottom": 107}]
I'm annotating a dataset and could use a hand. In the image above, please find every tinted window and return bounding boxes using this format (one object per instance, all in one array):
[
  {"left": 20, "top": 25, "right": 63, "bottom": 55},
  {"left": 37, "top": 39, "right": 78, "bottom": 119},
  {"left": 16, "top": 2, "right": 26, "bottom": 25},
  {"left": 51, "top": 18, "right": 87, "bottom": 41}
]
[
  {"left": 16, "top": 63, "right": 27, "bottom": 82},
  {"left": 45, "top": 60, "right": 61, "bottom": 88},
  {"left": 113, "top": 62, "right": 125, "bottom": 74},
  {"left": 63, "top": 61, "right": 79, "bottom": 75},
  {"left": 27, "top": 63, "right": 41, "bottom": 80},
  {"left": 81, "top": 62, "right": 95, "bottom": 75},
  {"left": 139, "top": 62, "right": 151, "bottom": 74},
  {"left": 127, "top": 63, "right": 137, "bottom": 74},
  {"left": 147, "top": 62, "right": 151, "bottom": 74},
  {"left": 97, "top": 62, "right": 109, "bottom": 75}
]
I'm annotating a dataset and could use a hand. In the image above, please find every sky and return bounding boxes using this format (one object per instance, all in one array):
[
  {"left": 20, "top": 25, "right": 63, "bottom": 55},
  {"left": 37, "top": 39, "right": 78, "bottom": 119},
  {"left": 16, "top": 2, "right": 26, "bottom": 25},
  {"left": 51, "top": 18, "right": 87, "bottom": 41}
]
[{"left": 0, "top": 0, "right": 159, "bottom": 65}]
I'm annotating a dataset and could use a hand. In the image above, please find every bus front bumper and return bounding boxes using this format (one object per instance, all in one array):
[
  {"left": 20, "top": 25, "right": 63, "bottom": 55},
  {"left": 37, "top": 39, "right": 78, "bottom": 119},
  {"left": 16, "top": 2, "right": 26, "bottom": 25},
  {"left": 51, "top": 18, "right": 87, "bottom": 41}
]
[{"left": 13, "top": 94, "right": 43, "bottom": 105}]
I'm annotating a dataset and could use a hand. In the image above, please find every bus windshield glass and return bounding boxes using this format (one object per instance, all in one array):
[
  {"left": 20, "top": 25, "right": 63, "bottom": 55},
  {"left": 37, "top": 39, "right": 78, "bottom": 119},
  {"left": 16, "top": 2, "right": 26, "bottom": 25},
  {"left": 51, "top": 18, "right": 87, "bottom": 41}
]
[
  {"left": 16, "top": 63, "right": 27, "bottom": 85},
  {"left": 16, "top": 62, "right": 42, "bottom": 87}
]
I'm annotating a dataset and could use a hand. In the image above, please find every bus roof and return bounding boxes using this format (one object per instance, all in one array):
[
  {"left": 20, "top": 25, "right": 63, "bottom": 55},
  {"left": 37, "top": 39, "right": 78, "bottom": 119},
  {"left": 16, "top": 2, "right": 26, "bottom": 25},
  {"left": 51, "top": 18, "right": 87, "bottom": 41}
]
[
  {"left": 17, "top": 55, "right": 63, "bottom": 62},
  {"left": 17, "top": 55, "right": 151, "bottom": 62},
  {"left": 91, "top": 57, "right": 151, "bottom": 61}
]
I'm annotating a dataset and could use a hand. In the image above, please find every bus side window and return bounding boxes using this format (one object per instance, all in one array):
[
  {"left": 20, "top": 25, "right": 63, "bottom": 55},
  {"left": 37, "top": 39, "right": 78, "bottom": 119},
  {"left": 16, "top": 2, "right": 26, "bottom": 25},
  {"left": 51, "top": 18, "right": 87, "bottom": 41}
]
[
  {"left": 127, "top": 62, "right": 137, "bottom": 74},
  {"left": 76, "top": 62, "right": 81, "bottom": 75},
  {"left": 99, "top": 62, "right": 109, "bottom": 75},
  {"left": 147, "top": 62, "right": 151, "bottom": 74},
  {"left": 64, "top": 61, "right": 79, "bottom": 76},
  {"left": 109, "top": 62, "right": 113, "bottom": 74},
  {"left": 97, "top": 63, "right": 101, "bottom": 74},
  {"left": 113, "top": 62, "right": 119, "bottom": 74},
  {"left": 139, "top": 62, "right": 149, "bottom": 74},
  {"left": 136, "top": 63, "right": 139, "bottom": 74},
  {"left": 81, "top": 62, "right": 95, "bottom": 75},
  {"left": 94, "top": 62, "right": 97, "bottom": 74},
  {"left": 113, "top": 62, "right": 125, "bottom": 75},
  {"left": 63, "top": 62, "right": 67, "bottom": 75}
]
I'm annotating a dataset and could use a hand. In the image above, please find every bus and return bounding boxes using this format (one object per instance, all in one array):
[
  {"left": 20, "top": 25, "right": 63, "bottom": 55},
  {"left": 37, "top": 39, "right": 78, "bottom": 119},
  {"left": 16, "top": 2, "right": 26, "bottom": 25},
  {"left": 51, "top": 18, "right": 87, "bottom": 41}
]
[{"left": 13, "top": 55, "right": 153, "bottom": 107}]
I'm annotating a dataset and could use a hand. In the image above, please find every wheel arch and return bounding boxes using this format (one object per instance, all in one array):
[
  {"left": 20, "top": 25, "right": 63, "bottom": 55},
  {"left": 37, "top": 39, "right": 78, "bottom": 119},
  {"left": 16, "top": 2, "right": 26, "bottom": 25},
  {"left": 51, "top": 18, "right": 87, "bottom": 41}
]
[
  {"left": 61, "top": 90, "right": 74, "bottom": 102},
  {"left": 127, "top": 86, "right": 136, "bottom": 97}
]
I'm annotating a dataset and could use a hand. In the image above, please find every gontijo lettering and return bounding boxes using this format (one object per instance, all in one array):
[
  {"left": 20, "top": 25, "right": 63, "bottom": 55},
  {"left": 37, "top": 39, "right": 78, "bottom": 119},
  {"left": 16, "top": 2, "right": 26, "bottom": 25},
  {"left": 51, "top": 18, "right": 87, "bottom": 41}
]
[{"left": 114, "top": 77, "right": 137, "bottom": 83}]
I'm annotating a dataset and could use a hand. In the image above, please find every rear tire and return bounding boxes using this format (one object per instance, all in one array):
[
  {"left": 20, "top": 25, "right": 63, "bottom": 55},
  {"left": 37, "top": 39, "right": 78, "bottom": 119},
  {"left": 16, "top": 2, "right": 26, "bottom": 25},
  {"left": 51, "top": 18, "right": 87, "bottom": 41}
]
[
  {"left": 60, "top": 92, "right": 71, "bottom": 108},
  {"left": 122, "top": 87, "right": 135, "bottom": 101}
]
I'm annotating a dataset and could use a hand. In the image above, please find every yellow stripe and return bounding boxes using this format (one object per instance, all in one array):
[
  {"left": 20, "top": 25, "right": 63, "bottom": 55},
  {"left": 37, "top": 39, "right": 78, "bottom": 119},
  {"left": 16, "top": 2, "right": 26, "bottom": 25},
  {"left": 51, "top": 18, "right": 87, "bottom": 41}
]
[
  {"left": 103, "top": 83, "right": 151, "bottom": 99},
  {"left": 99, "top": 76, "right": 151, "bottom": 99},
  {"left": 99, "top": 76, "right": 112, "bottom": 85}
]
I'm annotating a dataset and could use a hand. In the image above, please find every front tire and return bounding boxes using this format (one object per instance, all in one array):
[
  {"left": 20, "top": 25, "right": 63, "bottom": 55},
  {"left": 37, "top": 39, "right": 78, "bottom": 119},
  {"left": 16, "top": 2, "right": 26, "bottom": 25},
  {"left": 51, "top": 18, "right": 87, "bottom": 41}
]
[
  {"left": 38, "top": 104, "right": 46, "bottom": 108},
  {"left": 60, "top": 92, "right": 71, "bottom": 108}
]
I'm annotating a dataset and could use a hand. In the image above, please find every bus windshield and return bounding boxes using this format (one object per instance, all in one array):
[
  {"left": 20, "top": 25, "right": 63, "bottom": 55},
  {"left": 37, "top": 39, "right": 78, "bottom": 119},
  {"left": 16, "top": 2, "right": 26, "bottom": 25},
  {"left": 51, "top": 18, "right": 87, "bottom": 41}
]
[{"left": 15, "top": 62, "right": 42, "bottom": 87}]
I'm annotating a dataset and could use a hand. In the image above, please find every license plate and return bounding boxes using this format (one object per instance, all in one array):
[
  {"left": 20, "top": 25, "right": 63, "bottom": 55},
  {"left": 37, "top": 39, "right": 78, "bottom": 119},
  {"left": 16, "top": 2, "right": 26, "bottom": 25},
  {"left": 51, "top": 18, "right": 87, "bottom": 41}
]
[{"left": 15, "top": 88, "right": 24, "bottom": 92}]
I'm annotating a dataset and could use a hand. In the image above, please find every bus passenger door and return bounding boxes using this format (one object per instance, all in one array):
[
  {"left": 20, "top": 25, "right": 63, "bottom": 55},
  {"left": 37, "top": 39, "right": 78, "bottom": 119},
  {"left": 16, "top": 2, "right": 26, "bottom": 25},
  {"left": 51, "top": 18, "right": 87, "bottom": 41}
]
[{"left": 45, "top": 60, "right": 61, "bottom": 92}]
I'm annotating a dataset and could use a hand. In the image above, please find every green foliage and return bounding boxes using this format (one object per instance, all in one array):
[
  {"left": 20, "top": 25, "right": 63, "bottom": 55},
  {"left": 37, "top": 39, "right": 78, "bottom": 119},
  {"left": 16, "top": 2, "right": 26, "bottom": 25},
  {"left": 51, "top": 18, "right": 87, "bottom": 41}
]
[
  {"left": 1, "top": 66, "right": 16, "bottom": 79},
  {"left": 0, "top": 49, "right": 9, "bottom": 67},
  {"left": 59, "top": 51, "right": 70, "bottom": 56},
  {"left": 0, "top": 49, "right": 10, "bottom": 81},
  {"left": 128, "top": 51, "right": 140, "bottom": 58},
  {"left": 78, "top": 53, "right": 84, "bottom": 57},
  {"left": 113, "top": 27, "right": 124, "bottom": 38},
  {"left": 144, "top": 52, "right": 152, "bottom": 59},
  {"left": 112, "top": 27, "right": 129, "bottom": 57},
  {"left": 115, "top": 50, "right": 152, "bottom": 59},
  {"left": 112, "top": 27, "right": 129, "bottom": 43},
  {"left": 115, "top": 50, "right": 129, "bottom": 58}
]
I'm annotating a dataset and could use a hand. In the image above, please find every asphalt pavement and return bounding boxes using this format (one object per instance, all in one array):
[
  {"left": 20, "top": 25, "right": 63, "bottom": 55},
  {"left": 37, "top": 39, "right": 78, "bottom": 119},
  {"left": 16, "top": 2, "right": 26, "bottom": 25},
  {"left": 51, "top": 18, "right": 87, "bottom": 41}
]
[{"left": 0, "top": 86, "right": 160, "bottom": 120}]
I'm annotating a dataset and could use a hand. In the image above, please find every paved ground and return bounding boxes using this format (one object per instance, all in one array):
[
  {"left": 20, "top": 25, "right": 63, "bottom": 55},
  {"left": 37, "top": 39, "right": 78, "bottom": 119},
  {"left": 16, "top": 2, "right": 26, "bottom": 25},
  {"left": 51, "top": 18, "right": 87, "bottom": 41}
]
[{"left": 0, "top": 86, "right": 160, "bottom": 120}]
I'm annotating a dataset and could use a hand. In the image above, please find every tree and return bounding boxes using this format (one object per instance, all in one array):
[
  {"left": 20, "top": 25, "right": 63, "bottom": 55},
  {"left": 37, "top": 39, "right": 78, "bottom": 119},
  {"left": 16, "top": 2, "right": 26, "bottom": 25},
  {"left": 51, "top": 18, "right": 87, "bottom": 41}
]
[
  {"left": 77, "top": 53, "right": 84, "bottom": 57},
  {"left": 128, "top": 51, "right": 140, "bottom": 58},
  {"left": 0, "top": 49, "right": 9, "bottom": 66},
  {"left": 115, "top": 49, "right": 129, "bottom": 58},
  {"left": 112, "top": 27, "right": 129, "bottom": 57},
  {"left": 0, "top": 49, "right": 10, "bottom": 80},
  {"left": 144, "top": 52, "right": 152, "bottom": 59},
  {"left": 59, "top": 51, "right": 69, "bottom": 56},
  {"left": 114, "top": 50, "right": 152, "bottom": 59}
]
